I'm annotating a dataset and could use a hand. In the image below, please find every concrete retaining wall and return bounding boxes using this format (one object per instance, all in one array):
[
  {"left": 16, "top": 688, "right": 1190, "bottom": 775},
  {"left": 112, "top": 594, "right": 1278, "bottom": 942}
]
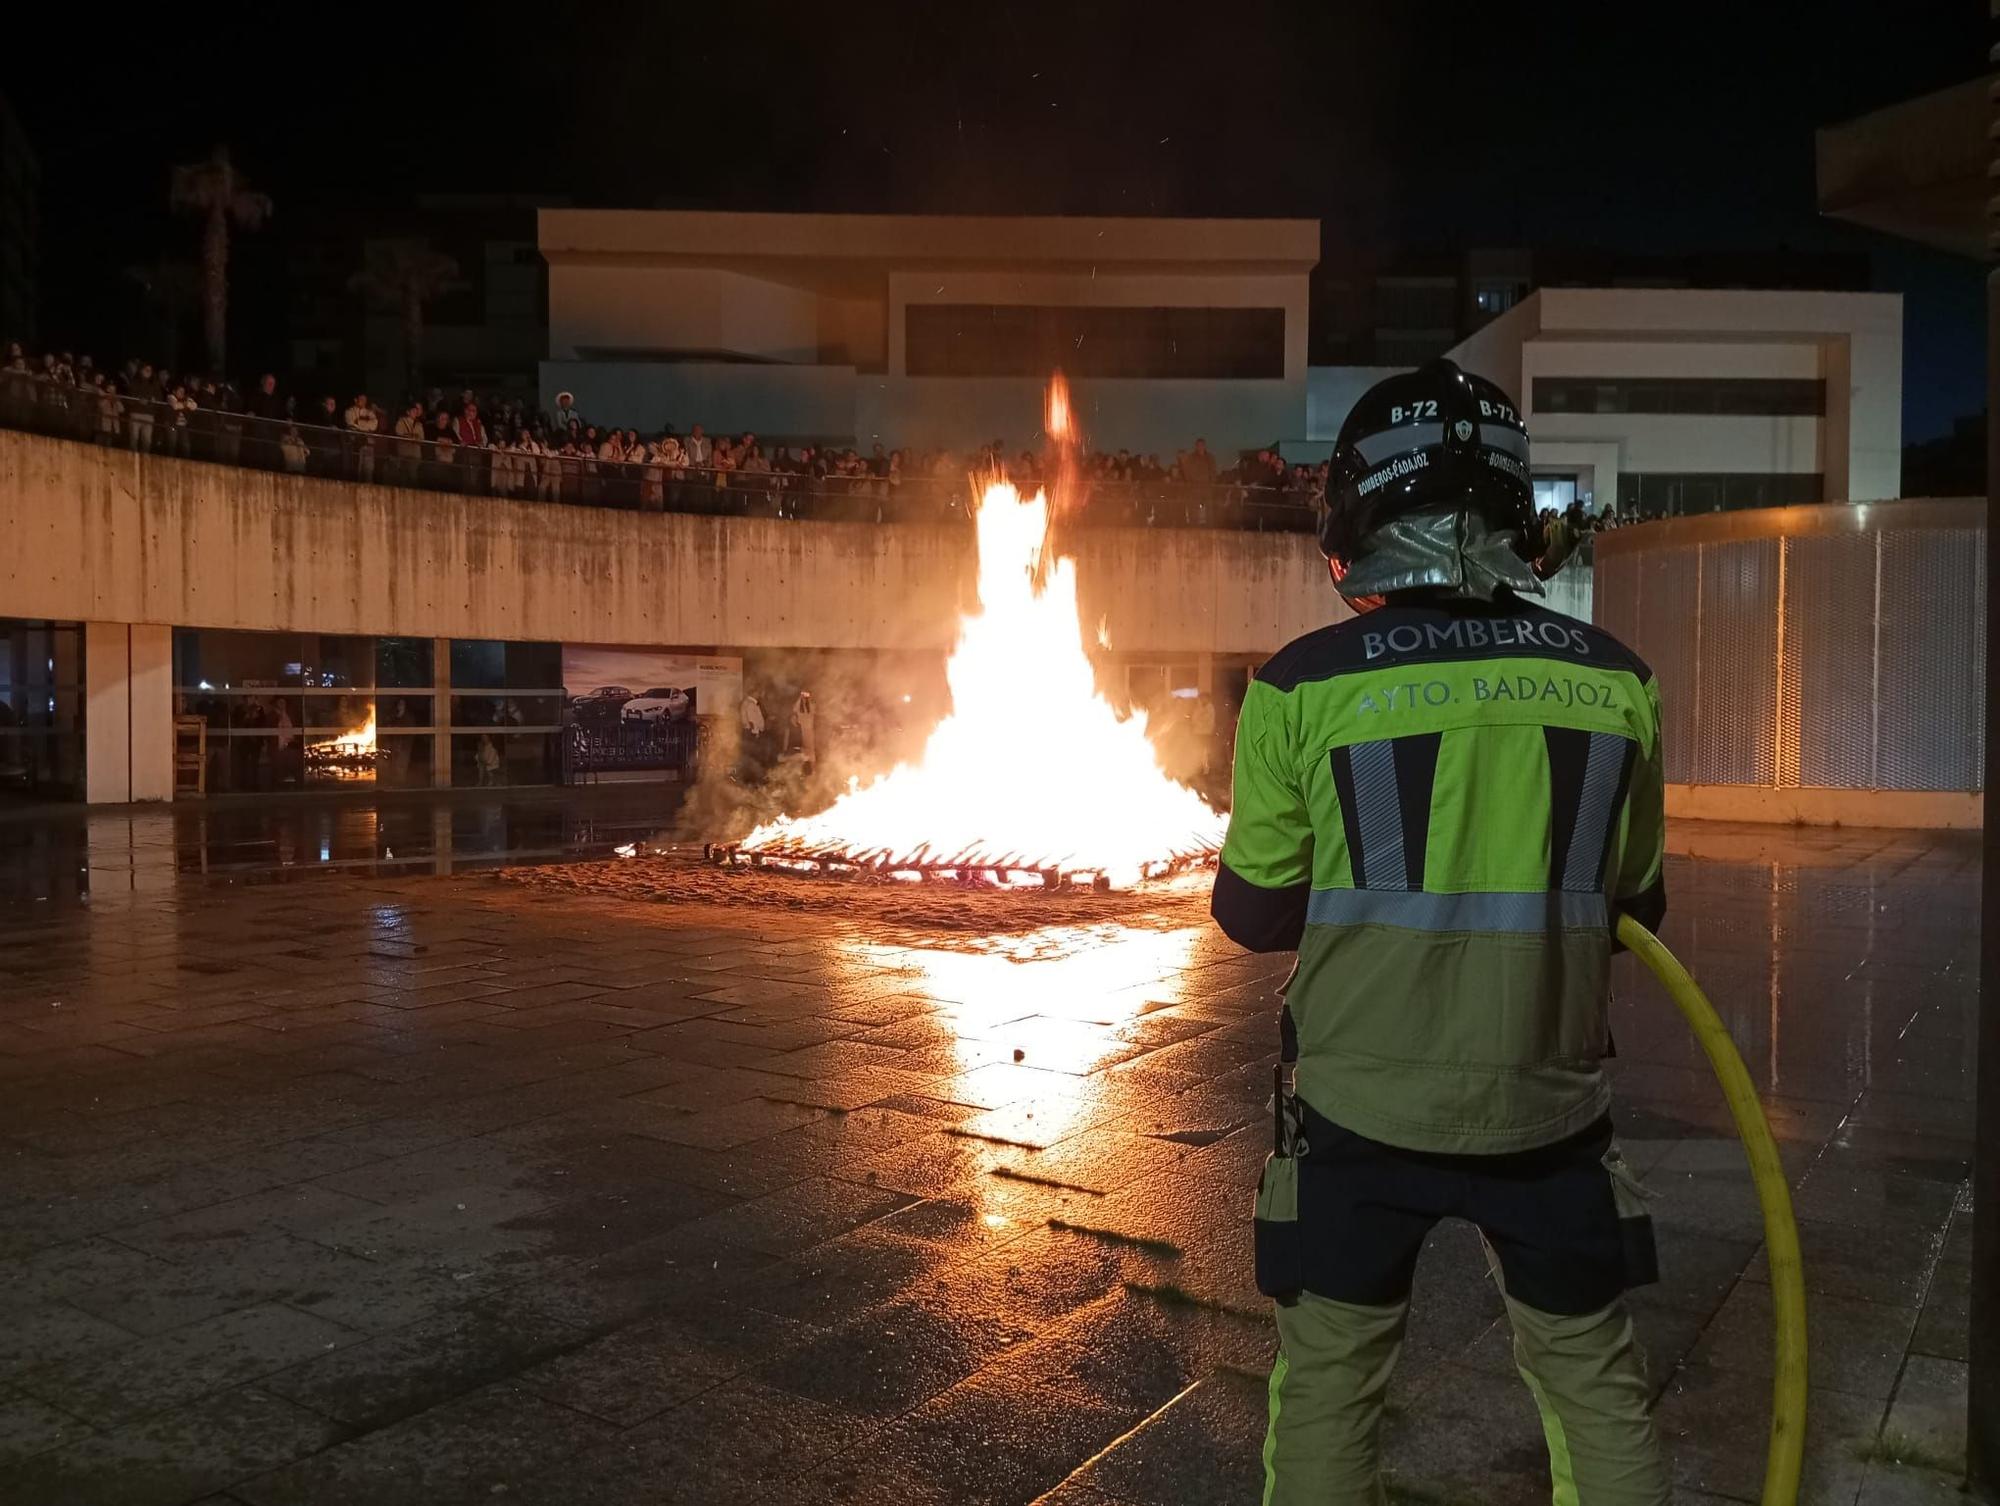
[{"left": 0, "top": 429, "right": 1338, "bottom": 657}]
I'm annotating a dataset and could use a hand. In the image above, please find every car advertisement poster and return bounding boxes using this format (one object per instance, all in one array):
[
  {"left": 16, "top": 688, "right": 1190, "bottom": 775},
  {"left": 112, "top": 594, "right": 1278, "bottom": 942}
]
[{"left": 562, "top": 646, "right": 743, "bottom": 782}]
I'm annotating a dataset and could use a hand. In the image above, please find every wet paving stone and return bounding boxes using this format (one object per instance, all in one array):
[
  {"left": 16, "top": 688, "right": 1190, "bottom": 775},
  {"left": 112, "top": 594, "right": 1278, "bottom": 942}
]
[
  {"left": 16, "top": 1302, "right": 363, "bottom": 1424},
  {"left": 1053, "top": 1368, "right": 1270, "bottom": 1506},
  {"left": 752, "top": 1294, "right": 1038, "bottom": 1419},
  {"left": 0, "top": 1387, "right": 91, "bottom": 1466},
  {"left": 508, "top": 1376, "right": 867, "bottom": 1506},
  {"left": 512, "top": 1300, "right": 811, "bottom": 1426},
  {"left": 3, "top": 1385, "right": 344, "bottom": 1506},
  {"left": 256, "top": 1290, "right": 586, "bottom": 1429},
  {"left": 1656, "top": 1363, "right": 1887, "bottom": 1504},
  {"left": 0, "top": 816, "right": 1977, "bottom": 1502},
  {"left": 233, "top": 1381, "right": 619, "bottom": 1506},
  {"left": 743, "top": 1224, "right": 964, "bottom": 1329}
]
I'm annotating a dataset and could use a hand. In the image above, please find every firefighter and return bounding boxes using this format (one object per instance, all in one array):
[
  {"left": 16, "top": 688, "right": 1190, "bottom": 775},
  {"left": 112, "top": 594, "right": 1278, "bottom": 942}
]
[{"left": 1211, "top": 358, "right": 1671, "bottom": 1505}]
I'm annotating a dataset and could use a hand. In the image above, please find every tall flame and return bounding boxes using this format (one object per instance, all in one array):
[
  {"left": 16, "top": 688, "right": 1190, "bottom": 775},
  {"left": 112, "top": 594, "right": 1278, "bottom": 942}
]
[
  {"left": 317, "top": 713, "right": 377, "bottom": 757},
  {"left": 1044, "top": 373, "right": 1072, "bottom": 445},
  {"left": 738, "top": 469, "right": 1224, "bottom": 888}
]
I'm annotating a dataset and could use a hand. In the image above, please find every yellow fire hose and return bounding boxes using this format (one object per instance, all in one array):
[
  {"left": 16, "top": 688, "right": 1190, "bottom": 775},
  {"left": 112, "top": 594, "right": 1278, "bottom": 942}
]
[{"left": 1617, "top": 914, "right": 1808, "bottom": 1506}]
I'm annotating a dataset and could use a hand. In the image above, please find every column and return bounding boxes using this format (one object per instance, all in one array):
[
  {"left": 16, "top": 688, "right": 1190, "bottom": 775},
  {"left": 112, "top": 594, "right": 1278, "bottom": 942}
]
[
  {"left": 83, "top": 622, "right": 175, "bottom": 804},
  {"left": 432, "top": 638, "right": 453, "bottom": 789},
  {"left": 129, "top": 625, "right": 173, "bottom": 801}
]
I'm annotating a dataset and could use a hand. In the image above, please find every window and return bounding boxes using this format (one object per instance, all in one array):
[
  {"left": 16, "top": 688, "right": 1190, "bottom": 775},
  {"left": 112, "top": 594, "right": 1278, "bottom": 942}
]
[
  {"left": 0, "top": 619, "right": 85, "bottom": 801},
  {"left": 904, "top": 305, "right": 1285, "bottom": 379},
  {"left": 445, "top": 641, "right": 563, "bottom": 789},
  {"left": 173, "top": 629, "right": 305, "bottom": 689},
  {"left": 1533, "top": 475, "right": 1579, "bottom": 513},
  {"left": 303, "top": 636, "right": 375, "bottom": 690},
  {"left": 377, "top": 638, "right": 434, "bottom": 689},
  {"left": 451, "top": 732, "right": 560, "bottom": 787},
  {"left": 173, "top": 629, "right": 447, "bottom": 793},
  {"left": 1533, "top": 377, "right": 1825, "bottom": 417},
  {"left": 1374, "top": 279, "right": 1456, "bottom": 333},
  {"left": 1616, "top": 472, "right": 1823, "bottom": 517},
  {"left": 1377, "top": 334, "right": 1456, "bottom": 367},
  {"left": 449, "top": 640, "right": 561, "bottom": 691}
]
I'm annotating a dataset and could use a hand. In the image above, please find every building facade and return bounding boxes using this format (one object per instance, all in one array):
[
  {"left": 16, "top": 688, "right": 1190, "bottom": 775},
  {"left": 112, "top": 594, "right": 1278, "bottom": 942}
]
[
  {"left": 539, "top": 210, "right": 1319, "bottom": 458},
  {"left": 0, "top": 427, "right": 1340, "bottom": 805},
  {"left": 1446, "top": 287, "right": 1903, "bottom": 516},
  {"left": 1312, "top": 245, "right": 1871, "bottom": 369}
]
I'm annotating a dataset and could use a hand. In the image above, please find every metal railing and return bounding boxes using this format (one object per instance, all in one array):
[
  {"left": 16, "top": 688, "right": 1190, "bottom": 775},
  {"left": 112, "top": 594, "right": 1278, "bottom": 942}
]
[{"left": 0, "top": 369, "right": 1321, "bottom": 532}]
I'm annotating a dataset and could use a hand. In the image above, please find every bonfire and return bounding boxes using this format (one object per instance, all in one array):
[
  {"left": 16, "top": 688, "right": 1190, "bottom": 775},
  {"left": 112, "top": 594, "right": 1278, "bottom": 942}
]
[{"left": 723, "top": 377, "right": 1225, "bottom": 889}]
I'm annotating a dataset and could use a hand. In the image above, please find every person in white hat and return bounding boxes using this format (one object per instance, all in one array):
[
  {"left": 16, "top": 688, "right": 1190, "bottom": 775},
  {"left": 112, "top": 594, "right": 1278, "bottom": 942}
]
[{"left": 546, "top": 390, "right": 583, "bottom": 434}]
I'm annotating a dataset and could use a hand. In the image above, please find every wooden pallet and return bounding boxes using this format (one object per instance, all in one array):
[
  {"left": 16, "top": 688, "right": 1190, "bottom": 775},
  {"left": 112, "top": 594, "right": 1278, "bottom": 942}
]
[
  {"left": 702, "top": 841, "right": 1217, "bottom": 890},
  {"left": 173, "top": 715, "right": 207, "bottom": 797}
]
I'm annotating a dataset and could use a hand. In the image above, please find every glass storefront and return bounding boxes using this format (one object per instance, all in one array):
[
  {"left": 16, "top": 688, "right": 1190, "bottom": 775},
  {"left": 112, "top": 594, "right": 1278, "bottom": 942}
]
[
  {"left": 448, "top": 640, "right": 564, "bottom": 786},
  {"left": 0, "top": 620, "right": 86, "bottom": 801},
  {"left": 173, "top": 630, "right": 440, "bottom": 795},
  {"left": 170, "top": 630, "right": 563, "bottom": 794}
]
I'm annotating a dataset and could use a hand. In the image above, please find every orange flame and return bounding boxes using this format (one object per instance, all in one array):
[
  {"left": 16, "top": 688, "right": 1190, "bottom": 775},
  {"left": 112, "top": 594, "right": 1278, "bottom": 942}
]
[
  {"left": 306, "top": 712, "right": 381, "bottom": 781},
  {"left": 1044, "top": 370, "right": 1072, "bottom": 445},
  {"left": 314, "top": 713, "right": 377, "bottom": 757},
  {"left": 738, "top": 389, "right": 1223, "bottom": 888}
]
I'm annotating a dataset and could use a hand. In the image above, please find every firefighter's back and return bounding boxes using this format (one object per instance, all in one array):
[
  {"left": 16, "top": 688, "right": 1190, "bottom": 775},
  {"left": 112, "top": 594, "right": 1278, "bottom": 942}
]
[{"left": 1228, "top": 591, "right": 1664, "bottom": 1155}]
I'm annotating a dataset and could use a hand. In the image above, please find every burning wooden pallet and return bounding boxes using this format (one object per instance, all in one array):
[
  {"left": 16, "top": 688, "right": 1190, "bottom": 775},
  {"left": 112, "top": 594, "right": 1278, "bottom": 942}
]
[{"left": 703, "top": 837, "right": 1220, "bottom": 891}]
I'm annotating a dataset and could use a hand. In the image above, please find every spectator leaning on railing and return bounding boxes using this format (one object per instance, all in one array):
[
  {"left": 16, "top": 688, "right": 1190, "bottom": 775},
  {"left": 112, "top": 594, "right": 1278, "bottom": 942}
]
[
  {"left": 394, "top": 401, "right": 425, "bottom": 483},
  {"left": 166, "top": 380, "right": 197, "bottom": 457},
  {"left": 344, "top": 393, "right": 381, "bottom": 481},
  {"left": 0, "top": 332, "right": 1336, "bottom": 532}
]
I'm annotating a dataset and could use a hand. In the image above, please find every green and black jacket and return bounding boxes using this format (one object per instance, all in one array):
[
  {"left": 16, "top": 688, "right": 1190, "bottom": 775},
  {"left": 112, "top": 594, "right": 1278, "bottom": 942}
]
[{"left": 1212, "top": 594, "right": 1666, "bottom": 1156}]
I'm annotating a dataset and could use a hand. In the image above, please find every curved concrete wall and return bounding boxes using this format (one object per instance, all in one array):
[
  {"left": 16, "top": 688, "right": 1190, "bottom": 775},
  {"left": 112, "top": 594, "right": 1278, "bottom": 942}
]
[
  {"left": 1594, "top": 500, "right": 1985, "bottom": 827},
  {"left": 0, "top": 429, "right": 1340, "bottom": 656}
]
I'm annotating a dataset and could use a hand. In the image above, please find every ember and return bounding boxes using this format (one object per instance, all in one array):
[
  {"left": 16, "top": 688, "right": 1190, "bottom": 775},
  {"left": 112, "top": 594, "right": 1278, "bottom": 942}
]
[{"left": 726, "top": 377, "right": 1224, "bottom": 890}]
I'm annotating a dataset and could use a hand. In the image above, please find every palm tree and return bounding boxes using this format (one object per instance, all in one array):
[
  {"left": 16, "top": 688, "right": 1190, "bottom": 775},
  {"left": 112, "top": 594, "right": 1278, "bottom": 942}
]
[
  {"left": 348, "top": 239, "right": 464, "bottom": 399},
  {"left": 169, "top": 146, "right": 272, "bottom": 376},
  {"left": 122, "top": 259, "right": 201, "bottom": 372}
]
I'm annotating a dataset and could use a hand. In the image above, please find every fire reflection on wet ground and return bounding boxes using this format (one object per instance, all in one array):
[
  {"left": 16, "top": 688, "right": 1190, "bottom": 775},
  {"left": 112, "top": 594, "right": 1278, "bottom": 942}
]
[{"left": 0, "top": 816, "right": 1978, "bottom": 1504}]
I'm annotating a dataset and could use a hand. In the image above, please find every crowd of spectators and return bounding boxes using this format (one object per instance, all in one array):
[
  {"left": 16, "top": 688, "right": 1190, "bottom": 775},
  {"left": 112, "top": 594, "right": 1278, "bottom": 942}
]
[
  {"left": 0, "top": 339, "right": 1323, "bottom": 530},
  {"left": 1539, "top": 499, "right": 1635, "bottom": 539}
]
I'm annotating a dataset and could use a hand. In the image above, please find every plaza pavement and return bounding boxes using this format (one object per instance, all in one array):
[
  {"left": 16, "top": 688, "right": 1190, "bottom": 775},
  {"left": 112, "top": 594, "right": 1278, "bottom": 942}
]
[{"left": 0, "top": 809, "right": 1979, "bottom": 1505}]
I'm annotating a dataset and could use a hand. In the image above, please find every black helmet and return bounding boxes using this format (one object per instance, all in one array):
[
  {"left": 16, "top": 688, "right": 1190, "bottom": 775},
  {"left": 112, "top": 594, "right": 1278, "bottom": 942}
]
[{"left": 1319, "top": 358, "right": 1539, "bottom": 568}]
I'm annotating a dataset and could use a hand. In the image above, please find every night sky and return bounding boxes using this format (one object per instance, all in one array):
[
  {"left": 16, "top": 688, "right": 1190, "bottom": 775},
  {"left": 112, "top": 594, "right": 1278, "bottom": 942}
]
[{"left": 4, "top": 0, "right": 1987, "bottom": 438}]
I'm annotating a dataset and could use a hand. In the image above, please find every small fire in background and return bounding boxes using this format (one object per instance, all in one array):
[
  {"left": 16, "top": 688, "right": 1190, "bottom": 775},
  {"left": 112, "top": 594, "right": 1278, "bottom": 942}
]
[
  {"left": 725, "top": 375, "right": 1225, "bottom": 889},
  {"left": 305, "top": 713, "right": 385, "bottom": 781}
]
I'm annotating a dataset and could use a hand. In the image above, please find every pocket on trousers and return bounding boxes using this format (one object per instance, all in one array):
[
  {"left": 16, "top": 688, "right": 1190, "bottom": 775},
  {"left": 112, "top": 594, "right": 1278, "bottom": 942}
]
[
  {"left": 1603, "top": 1142, "right": 1659, "bottom": 1289},
  {"left": 1254, "top": 1152, "right": 1305, "bottom": 1299}
]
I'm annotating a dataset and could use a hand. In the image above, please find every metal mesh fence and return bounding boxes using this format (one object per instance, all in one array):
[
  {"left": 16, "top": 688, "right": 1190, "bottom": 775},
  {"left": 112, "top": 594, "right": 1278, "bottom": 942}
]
[{"left": 1594, "top": 506, "right": 1986, "bottom": 792}]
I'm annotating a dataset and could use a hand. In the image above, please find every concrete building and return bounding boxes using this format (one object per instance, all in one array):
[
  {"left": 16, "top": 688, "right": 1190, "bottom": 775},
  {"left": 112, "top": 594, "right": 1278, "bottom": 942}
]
[
  {"left": 538, "top": 209, "right": 1318, "bottom": 457},
  {"left": 537, "top": 211, "right": 1908, "bottom": 503},
  {"left": 1311, "top": 245, "right": 1869, "bottom": 370},
  {"left": 1446, "top": 287, "right": 1902, "bottom": 515},
  {"left": 0, "top": 427, "right": 1342, "bottom": 805}
]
